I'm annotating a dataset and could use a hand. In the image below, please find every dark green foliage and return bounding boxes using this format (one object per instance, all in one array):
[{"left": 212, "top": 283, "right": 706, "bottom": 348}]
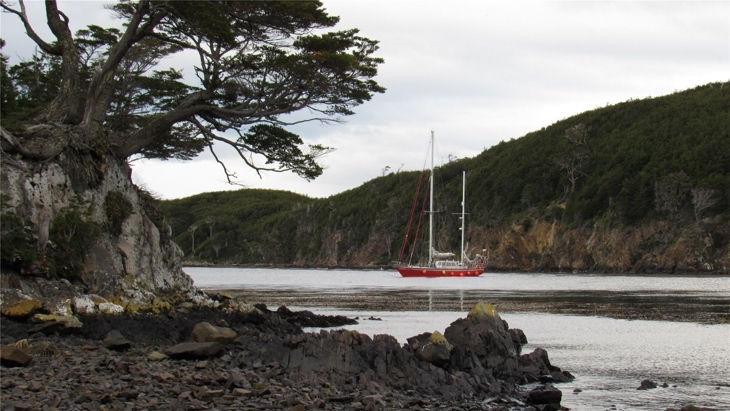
[
  {"left": 162, "top": 83, "right": 730, "bottom": 265},
  {"left": 48, "top": 207, "right": 100, "bottom": 280},
  {"left": 0, "top": 211, "right": 38, "bottom": 270},
  {"left": 104, "top": 191, "right": 133, "bottom": 236},
  {"left": 0, "top": 49, "right": 62, "bottom": 130},
  {"left": 161, "top": 190, "right": 314, "bottom": 262},
  {"left": 2, "top": 1, "right": 383, "bottom": 183}
]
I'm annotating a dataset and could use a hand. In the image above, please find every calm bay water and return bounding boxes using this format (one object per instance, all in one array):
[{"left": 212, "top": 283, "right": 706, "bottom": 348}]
[
  {"left": 186, "top": 267, "right": 730, "bottom": 293},
  {"left": 185, "top": 267, "right": 730, "bottom": 410}
]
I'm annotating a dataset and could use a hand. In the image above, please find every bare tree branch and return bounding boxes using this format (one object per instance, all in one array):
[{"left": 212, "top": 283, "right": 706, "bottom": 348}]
[
  {"left": 1, "top": 0, "right": 61, "bottom": 55},
  {"left": 207, "top": 142, "right": 245, "bottom": 186}
]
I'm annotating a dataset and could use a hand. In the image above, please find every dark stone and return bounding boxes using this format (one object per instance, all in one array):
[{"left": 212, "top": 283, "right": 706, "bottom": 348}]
[
  {"left": 254, "top": 303, "right": 270, "bottom": 313},
  {"left": 407, "top": 332, "right": 452, "bottom": 367},
  {"left": 519, "top": 348, "right": 574, "bottom": 383},
  {"left": 527, "top": 384, "right": 562, "bottom": 405},
  {"left": 661, "top": 382, "right": 669, "bottom": 388},
  {"left": 276, "top": 305, "right": 357, "bottom": 327},
  {"left": 637, "top": 379, "right": 658, "bottom": 390},
  {"left": 444, "top": 309, "right": 519, "bottom": 379},
  {"left": 551, "top": 370, "right": 575, "bottom": 383},
  {"left": 573, "top": 388, "right": 582, "bottom": 393},
  {"left": 509, "top": 328, "right": 527, "bottom": 354},
  {"left": 103, "top": 330, "right": 131, "bottom": 351},
  {"left": 191, "top": 322, "right": 237, "bottom": 343},
  {"left": 0, "top": 344, "right": 32, "bottom": 367},
  {"left": 165, "top": 342, "right": 224, "bottom": 359}
]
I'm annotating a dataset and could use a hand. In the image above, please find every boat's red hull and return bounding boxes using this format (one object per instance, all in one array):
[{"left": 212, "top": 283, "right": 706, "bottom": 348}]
[{"left": 396, "top": 266, "right": 484, "bottom": 277}]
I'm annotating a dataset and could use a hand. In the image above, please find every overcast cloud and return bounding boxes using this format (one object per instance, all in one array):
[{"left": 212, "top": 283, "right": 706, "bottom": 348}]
[{"left": 2, "top": 1, "right": 728, "bottom": 199}]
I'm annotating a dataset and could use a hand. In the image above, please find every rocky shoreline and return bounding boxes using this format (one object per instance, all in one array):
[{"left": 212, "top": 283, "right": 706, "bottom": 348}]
[
  {"left": 210, "top": 288, "right": 730, "bottom": 324},
  {"left": 1, "top": 301, "right": 573, "bottom": 410}
]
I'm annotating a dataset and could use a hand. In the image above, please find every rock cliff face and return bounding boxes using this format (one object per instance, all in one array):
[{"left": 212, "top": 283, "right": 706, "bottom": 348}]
[
  {"left": 252, "top": 209, "right": 730, "bottom": 274},
  {"left": 471, "top": 218, "right": 730, "bottom": 273},
  {"left": 0, "top": 149, "right": 201, "bottom": 313}
]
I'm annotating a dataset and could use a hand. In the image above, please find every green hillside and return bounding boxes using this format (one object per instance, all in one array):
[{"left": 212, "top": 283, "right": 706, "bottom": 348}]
[{"left": 161, "top": 82, "right": 730, "bottom": 271}]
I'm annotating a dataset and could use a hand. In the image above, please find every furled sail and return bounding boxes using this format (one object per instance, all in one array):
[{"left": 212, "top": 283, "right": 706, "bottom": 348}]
[{"left": 432, "top": 248, "right": 456, "bottom": 259}]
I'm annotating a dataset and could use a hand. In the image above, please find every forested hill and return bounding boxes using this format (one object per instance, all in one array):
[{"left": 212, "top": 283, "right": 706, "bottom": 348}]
[{"left": 161, "top": 82, "right": 730, "bottom": 273}]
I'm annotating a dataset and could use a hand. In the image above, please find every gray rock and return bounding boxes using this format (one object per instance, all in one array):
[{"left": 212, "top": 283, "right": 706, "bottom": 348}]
[
  {"left": 165, "top": 342, "right": 224, "bottom": 359},
  {"left": 637, "top": 379, "right": 658, "bottom": 390},
  {"left": 407, "top": 331, "right": 452, "bottom": 367},
  {"left": 519, "top": 347, "right": 573, "bottom": 383},
  {"left": 509, "top": 328, "right": 527, "bottom": 354},
  {"left": 103, "top": 330, "right": 132, "bottom": 351},
  {"left": 444, "top": 304, "right": 520, "bottom": 379},
  {"left": 191, "top": 321, "right": 237, "bottom": 343},
  {"left": 527, "top": 384, "right": 562, "bottom": 405}
]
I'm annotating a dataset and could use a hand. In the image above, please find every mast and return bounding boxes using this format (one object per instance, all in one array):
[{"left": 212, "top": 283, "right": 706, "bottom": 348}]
[
  {"left": 428, "top": 130, "right": 434, "bottom": 266},
  {"left": 461, "top": 170, "right": 466, "bottom": 264}
]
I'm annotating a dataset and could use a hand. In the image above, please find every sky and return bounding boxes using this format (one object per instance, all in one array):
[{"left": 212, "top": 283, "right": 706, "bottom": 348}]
[{"left": 2, "top": 1, "right": 728, "bottom": 199}]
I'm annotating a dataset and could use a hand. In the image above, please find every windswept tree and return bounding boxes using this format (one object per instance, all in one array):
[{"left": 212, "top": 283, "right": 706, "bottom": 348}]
[
  {"left": 1, "top": 0, "right": 384, "bottom": 181},
  {"left": 555, "top": 123, "right": 591, "bottom": 198},
  {"left": 0, "top": 1, "right": 383, "bottom": 296}
]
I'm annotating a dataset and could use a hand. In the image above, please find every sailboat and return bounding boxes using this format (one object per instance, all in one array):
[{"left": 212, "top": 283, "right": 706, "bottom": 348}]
[{"left": 395, "top": 131, "right": 486, "bottom": 277}]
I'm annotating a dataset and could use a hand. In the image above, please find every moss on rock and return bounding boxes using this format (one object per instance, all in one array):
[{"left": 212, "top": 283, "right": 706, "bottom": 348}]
[
  {"left": 468, "top": 302, "right": 498, "bottom": 319},
  {"left": 1, "top": 298, "right": 43, "bottom": 318}
]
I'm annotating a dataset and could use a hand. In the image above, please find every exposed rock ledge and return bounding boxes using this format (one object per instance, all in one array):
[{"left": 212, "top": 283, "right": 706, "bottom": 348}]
[
  {"left": 1, "top": 302, "right": 572, "bottom": 410},
  {"left": 1, "top": 149, "right": 208, "bottom": 313}
]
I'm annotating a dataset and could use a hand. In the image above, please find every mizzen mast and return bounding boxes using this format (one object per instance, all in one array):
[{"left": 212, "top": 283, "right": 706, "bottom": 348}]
[
  {"left": 428, "top": 130, "right": 434, "bottom": 267},
  {"left": 460, "top": 170, "right": 466, "bottom": 264}
]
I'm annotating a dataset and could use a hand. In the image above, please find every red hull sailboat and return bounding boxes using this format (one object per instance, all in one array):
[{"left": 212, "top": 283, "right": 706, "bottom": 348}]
[
  {"left": 397, "top": 266, "right": 484, "bottom": 277},
  {"left": 395, "top": 131, "right": 485, "bottom": 277}
]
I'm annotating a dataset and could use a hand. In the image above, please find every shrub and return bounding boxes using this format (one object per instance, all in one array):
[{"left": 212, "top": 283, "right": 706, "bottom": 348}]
[
  {"left": 48, "top": 207, "right": 99, "bottom": 280},
  {"left": 104, "top": 191, "right": 132, "bottom": 236},
  {"left": 0, "top": 211, "right": 38, "bottom": 270}
]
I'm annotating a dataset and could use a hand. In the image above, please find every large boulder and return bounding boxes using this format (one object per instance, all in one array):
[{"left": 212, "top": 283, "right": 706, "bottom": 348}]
[
  {"left": 519, "top": 347, "right": 574, "bottom": 383},
  {"left": 527, "top": 384, "right": 562, "bottom": 406},
  {"left": 407, "top": 331, "right": 453, "bottom": 367},
  {"left": 165, "top": 342, "right": 224, "bottom": 360},
  {"left": 191, "top": 321, "right": 238, "bottom": 343},
  {"left": 444, "top": 302, "right": 520, "bottom": 379}
]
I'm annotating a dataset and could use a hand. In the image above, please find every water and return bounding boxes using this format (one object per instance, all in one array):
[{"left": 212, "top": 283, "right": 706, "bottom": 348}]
[
  {"left": 300, "top": 309, "right": 730, "bottom": 410},
  {"left": 186, "top": 267, "right": 730, "bottom": 293},
  {"left": 185, "top": 267, "right": 730, "bottom": 410}
]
